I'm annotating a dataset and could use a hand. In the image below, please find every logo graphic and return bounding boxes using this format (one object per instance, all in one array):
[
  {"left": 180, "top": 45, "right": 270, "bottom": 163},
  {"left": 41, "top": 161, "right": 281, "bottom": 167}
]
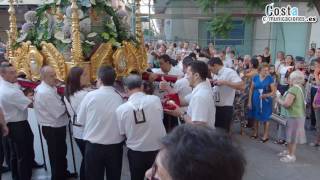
[{"left": 262, "top": 3, "right": 318, "bottom": 24}]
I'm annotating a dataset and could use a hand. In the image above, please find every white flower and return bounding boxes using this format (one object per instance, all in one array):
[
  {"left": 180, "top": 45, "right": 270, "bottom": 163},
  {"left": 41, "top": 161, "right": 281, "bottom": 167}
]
[
  {"left": 17, "top": 33, "right": 28, "bottom": 43},
  {"left": 78, "top": 9, "right": 84, "bottom": 19},
  {"left": 90, "top": 0, "right": 96, "bottom": 5},
  {"left": 61, "top": 39, "right": 72, "bottom": 44},
  {"left": 85, "top": 40, "right": 96, "bottom": 45},
  {"left": 87, "top": 32, "right": 97, "bottom": 38},
  {"left": 37, "top": 32, "right": 44, "bottom": 40},
  {"left": 40, "top": 17, "right": 48, "bottom": 25},
  {"left": 54, "top": 31, "right": 65, "bottom": 40},
  {"left": 65, "top": 7, "right": 84, "bottom": 19},
  {"left": 80, "top": 33, "right": 85, "bottom": 41}
]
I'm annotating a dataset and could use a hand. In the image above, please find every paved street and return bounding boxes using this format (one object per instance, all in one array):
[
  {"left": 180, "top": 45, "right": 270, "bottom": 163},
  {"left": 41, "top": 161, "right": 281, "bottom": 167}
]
[{"left": 2, "top": 110, "right": 320, "bottom": 180}]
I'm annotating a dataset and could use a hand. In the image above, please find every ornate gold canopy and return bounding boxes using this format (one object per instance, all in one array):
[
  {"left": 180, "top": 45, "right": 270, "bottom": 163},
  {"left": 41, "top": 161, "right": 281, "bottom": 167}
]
[{"left": 6, "top": 0, "right": 148, "bottom": 82}]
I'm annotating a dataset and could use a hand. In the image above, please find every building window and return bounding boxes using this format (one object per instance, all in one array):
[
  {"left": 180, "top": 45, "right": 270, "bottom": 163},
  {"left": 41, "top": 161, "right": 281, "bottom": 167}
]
[{"left": 207, "top": 20, "right": 245, "bottom": 46}]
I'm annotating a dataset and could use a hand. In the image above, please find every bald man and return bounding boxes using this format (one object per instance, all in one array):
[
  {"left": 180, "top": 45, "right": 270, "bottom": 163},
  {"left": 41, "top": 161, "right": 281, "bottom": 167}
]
[{"left": 34, "top": 66, "right": 70, "bottom": 180}]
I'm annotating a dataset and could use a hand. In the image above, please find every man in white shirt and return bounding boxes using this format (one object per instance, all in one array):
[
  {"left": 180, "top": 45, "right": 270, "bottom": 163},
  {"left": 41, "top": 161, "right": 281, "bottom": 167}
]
[
  {"left": 208, "top": 57, "right": 244, "bottom": 133},
  {"left": 150, "top": 54, "right": 184, "bottom": 131},
  {"left": 116, "top": 75, "right": 166, "bottom": 180},
  {"left": 152, "top": 54, "right": 184, "bottom": 76},
  {"left": 77, "top": 66, "right": 124, "bottom": 180},
  {"left": 165, "top": 61, "right": 216, "bottom": 128},
  {"left": 225, "top": 50, "right": 235, "bottom": 68},
  {"left": 220, "top": 50, "right": 233, "bottom": 68},
  {"left": 34, "top": 66, "right": 71, "bottom": 180},
  {"left": 0, "top": 62, "right": 33, "bottom": 180},
  {"left": 160, "top": 56, "right": 193, "bottom": 107}
]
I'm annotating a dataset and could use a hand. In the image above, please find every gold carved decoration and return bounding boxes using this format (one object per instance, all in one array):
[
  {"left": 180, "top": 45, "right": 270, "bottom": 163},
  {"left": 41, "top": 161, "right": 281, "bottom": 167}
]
[
  {"left": 12, "top": 42, "right": 43, "bottom": 81},
  {"left": 65, "top": 0, "right": 91, "bottom": 85},
  {"left": 90, "top": 43, "right": 114, "bottom": 80},
  {"left": 113, "top": 46, "right": 128, "bottom": 77},
  {"left": 123, "top": 41, "right": 141, "bottom": 73},
  {"left": 6, "top": 0, "right": 17, "bottom": 62},
  {"left": 14, "top": 42, "right": 31, "bottom": 79},
  {"left": 135, "top": 0, "right": 148, "bottom": 72},
  {"left": 70, "top": 0, "right": 84, "bottom": 65},
  {"left": 28, "top": 45, "right": 44, "bottom": 81},
  {"left": 41, "top": 42, "right": 66, "bottom": 81}
]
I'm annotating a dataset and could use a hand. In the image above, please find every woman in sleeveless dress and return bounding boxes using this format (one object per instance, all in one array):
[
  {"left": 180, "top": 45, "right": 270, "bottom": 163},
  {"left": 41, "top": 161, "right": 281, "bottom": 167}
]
[{"left": 248, "top": 63, "right": 276, "bottom": 143}]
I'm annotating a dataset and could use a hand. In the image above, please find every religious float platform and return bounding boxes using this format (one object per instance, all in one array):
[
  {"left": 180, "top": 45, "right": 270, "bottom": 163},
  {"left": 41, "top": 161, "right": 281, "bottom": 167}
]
[{"left": 5, "top": 0, "right": 182, "bottom": 92}]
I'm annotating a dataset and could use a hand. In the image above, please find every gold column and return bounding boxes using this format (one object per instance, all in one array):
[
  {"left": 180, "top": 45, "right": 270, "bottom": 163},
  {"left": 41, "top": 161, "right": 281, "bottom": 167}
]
[
  {"left": 135, "top": 0, "right": 148, "bottom": 72},
  {"left": 70, "top": 0, "right": 84, "bottom": 64},
  {"left": 135, "top": 0, "right": 143, "bottom": 45},
  {"left": 6, "top": 0, "right": 17, "bottom": 63},
  {"left": 66, "top": 0, "right": 91, "bottom": 83}
]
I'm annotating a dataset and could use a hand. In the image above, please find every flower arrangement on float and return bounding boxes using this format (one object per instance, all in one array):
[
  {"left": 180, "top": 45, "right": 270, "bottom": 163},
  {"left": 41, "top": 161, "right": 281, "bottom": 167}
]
[{"left": 7, "top": 0, "right": 148, "bottom": 83}]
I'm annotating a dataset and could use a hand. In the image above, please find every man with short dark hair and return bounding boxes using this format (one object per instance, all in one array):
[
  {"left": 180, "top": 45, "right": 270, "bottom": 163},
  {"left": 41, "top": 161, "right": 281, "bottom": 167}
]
[
  {"left": 152, "top": 54, "right": 183, "bottom": 76},
  {"left": 0, "top": 62, "right": 33, "bottom": 180},
  {"left": 116, "top": 75, "right": 166, "bottom": 180},
  {"left": 77, "top": 66, "right": 124, "bottom": 180},
  {"left": 160, "top": 56, "right": 193, "bottom": 106},
  {"left": 145, "top": 124, "right": 246, "bottom": 180},
  {"left": 165, "top": 61, "right": 215, "bottom": 128},
  {"left": 208, "top": 57, "right": 244, "bottom": 133}
]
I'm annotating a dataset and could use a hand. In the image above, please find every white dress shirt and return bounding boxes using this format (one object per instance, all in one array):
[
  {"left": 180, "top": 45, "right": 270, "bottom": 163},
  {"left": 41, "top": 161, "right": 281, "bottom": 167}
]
[
  {"left": 0, "top": 80, "right": 31, "bottom": 123},
  {"left": 174, "top": 76, "right": 192, "bottom": 98},
  {"left": 64, "top": 90, "right": 88, "bottom": 140},
  {"left": 187, "top": 81, "right": 216, "bottom": 128},
  {"left": 152, "top": 66, "right": 184, "bottom": 76},
  {"left": 116, "top": 92, "right": 166, "bottom": 152},
  {"left": 77, "top": 86, "right": 124, "bottom": 145},
  {"left": 213, "top": 67, "right": 242, "bottom": 107},
  {"left": 279, "top": 65, "right": 291, "bottom": 85},
  {"left": 34, "top": 82, "right": 69, "bottom": 127},
  {"left": 224, "top": 58, "right": 234, "bottom": 68}
]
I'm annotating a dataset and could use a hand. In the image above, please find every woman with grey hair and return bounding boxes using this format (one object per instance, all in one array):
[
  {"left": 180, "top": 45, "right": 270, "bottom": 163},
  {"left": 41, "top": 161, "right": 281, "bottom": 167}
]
[{"left": 276, "top": 70, "right": 306, "bottom": 163}]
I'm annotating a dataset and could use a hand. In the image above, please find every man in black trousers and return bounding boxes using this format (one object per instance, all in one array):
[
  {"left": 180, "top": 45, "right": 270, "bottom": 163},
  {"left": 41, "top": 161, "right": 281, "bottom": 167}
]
[
  {"left": 78, "top": 66, "right": 124, "bottom": 180},
  {"left": 0, "top": 62, "right": 34, "bottom": 180},
  {"left": 34, "top": 66, "right": 75, "bottom": 180}
]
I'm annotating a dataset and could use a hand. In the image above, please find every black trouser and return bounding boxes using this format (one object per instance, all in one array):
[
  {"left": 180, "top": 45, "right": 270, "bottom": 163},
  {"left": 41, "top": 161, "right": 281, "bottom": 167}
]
[
  {"left": 1, "top": 130, "right": 35, "bottom": 172},
  {"left": 85, "top": 141, "right": 123, "bottom": 180},
  {"left": 277, "top": 84, "right": 289, "bottom": 96},
  {"left": 311, "top": 87, "right": 317, "bottom": 127},
  {"left": 215, "top": 106, "right": 234, "bottom": 132},
  {"left": 127, "top": 149, "right": 158, "bottom": 180},
  {"left": 7, "top": 121, "right": 33, "bottom": 180},
  {"left": 0, "top": 132, "right": 3, "bottom": 180},
  {"left": 42, "top": 126, "right": 68, "bottom": 180},
  {"left": 2, "top": 136, "right": 11, "bottom": 169},
  {"left": 163, "top": 114, "right": 179, "bottom": 132},
  {"left": 75, "top": 138, "right": 86, "bottom": 180}
]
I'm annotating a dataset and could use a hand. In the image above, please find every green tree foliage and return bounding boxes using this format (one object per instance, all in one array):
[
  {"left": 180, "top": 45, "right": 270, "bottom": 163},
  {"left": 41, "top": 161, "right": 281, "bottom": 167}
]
[{"left": 197, "top": 0, "right": 319, "bottom": 38}]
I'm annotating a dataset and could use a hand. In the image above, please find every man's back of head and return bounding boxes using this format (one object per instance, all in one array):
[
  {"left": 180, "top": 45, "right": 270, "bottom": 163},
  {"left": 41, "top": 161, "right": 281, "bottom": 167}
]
[
  {"left": 97, "top": 66, "right": 116, "bottom": 86},
  {"left": 159, "top": 124, "right": 246, "bottom": 180}
]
